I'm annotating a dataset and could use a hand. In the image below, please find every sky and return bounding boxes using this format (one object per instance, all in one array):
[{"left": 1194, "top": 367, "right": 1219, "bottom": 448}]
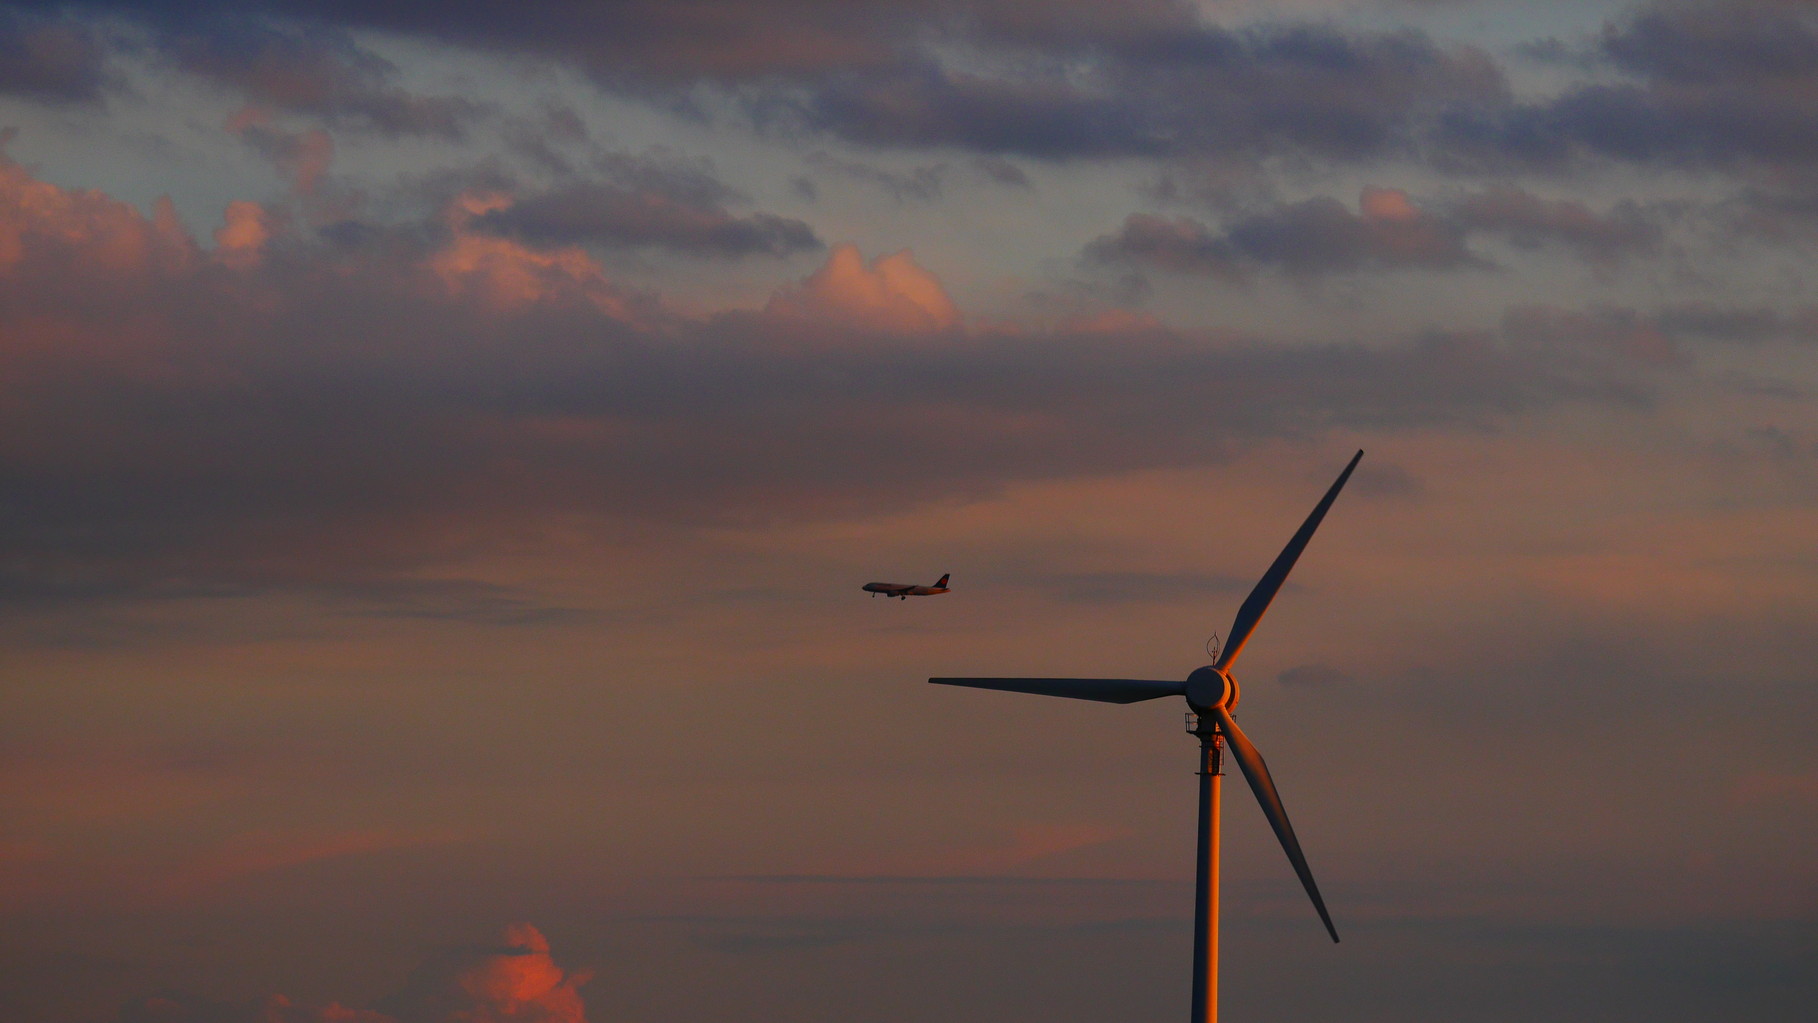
[{"left": 1, "top": 1, "right": 1815, "bottom": 1020}]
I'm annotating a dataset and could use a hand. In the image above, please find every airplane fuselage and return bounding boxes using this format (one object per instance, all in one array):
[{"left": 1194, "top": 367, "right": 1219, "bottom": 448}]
[{"left": 862, "top": 575, "right": 950, "bottom": 599}]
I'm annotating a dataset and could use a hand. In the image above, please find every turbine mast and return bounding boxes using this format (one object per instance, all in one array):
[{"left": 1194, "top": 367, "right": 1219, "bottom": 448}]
[{"left": 1189, "top": 715, "right": 1224, "bottom": 1023}]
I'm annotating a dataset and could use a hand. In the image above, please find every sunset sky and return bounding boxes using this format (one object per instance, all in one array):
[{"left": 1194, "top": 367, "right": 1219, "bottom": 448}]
[{"left": 2, "top": 1, "right": 1815, "bottom": 1021}]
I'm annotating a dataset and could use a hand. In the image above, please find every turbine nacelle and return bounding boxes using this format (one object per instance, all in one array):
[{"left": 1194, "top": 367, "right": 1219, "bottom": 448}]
[{"left": 1184, "top": 666, "right": 1238, "bottom": 713}]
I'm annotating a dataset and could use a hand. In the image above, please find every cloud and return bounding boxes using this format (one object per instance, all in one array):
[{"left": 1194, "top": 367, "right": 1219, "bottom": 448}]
[
  {"left": 804, "top": 151, "right": 949, "bottom": 202},
  {"left": 473, "top": 181, "right": 821, "bottom": 257},
  {"left": 784, "top": 20, "right": 1503, "bottom": 160},
  {"left": 1448, "top": 185, "right": 1662, "bottom": 265},
  {"left": 117, "top": 923, "right": 589, "bottom": 1023},
  {"left": 0, "top": 148, "right": 197, "bottom": 286},
  {"left": 428, "top": 191, "right": 647, "bottom": 314},
  {"left": 162, "top": 21, "right": 487, "bottom": 139},
  {"left": 1653, "top": 302, "right": 1818, "bottom": 345},
  {"left": 228, "top": 111, "right": 337, "bottom": 196},
  {"left": 1087, "top": 186, "right": 1662, "bottom": 279},
  {"left": 379, "top": 923, "right": 589, "bottom": 1023},
  {"left": 212, "top": 199, "right": 278, "bottom": 268},
  {"left": 1602, "top": 1, "right": 1818, "bottom": 89},
  {"left": 0, "top": 9, "right": 106, "bottom": 103},
  {"left": 972, "top": 156, "right": 1031, "bottom": 189},
  {"left": 1086, "top": 188, "right": 1474, "bottom": 278},
  {"left": 1492, "top": 300, "right": 1818, "bottom": 367},
  {"left": 1436, "top": 2, "right": 1818, "bottom": 173},
  {"left": 1500, "top": 304, "right": 1684, "bottom": 367},
  {"left": 764, "top": 243, "right": 959, "bottom": 330},
  {"left": 0, "top": 160, "right": 1683, "bottom": 612},
  {"left": 26, "top": 2, "right": 1504, "bottom": 162}
]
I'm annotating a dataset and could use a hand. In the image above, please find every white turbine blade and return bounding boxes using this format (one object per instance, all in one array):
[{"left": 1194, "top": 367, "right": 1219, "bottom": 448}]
[
  {"left": 1210, "top": 705, "right": 1339, "bottom": 942},
  {"left": 1215, "top": 450, "right": 1363, "bottom": 672},
  {"left": 930, "top": 677, "right": 1186, "bottom": 704}
]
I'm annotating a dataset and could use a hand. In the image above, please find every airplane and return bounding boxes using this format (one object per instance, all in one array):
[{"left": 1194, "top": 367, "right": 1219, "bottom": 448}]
[{"left": 862, "top": 574, "right": 950, "bottom": 599}]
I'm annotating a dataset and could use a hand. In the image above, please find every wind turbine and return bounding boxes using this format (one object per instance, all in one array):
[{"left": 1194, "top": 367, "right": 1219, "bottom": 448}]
[{"left": 931, "top": 450, "right": 1361, "bottom": 1023}]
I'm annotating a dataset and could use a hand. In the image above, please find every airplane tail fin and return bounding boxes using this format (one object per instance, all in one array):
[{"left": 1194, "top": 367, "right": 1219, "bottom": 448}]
[{"left": 934, "top": 573, "right": 950, "bottom": 588}]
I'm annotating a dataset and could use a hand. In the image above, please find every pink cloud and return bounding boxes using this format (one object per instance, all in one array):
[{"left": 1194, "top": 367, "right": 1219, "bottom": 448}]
[
  {"left": 766, "top": 243, "right": 958, "bottom": 332},
  {"left": 0, "top": 157, "right": 195, "bottom": 281},
  {"left": 390, "top": 922, "right": 591, "bottom": 1023},
  {"left": 214, "top": 200, "right": 279, "bottom": 268},
  {"left": 118, "top": 923, "right": 589, "bottom": 1023},
  {"left": 432, "top": 191, "right": 640, "bottom": 315},
  {"left": 1353, "top": 186, "right": 1467, "bottom": 263}
]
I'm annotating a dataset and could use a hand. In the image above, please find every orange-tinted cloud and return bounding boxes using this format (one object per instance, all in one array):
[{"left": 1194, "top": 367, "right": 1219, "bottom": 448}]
[
  {"left": 432, "top": 191, "right": 638, "bottom": 315},
  {"left": 379, "top": 923, "right": 590, "bottom": 1023},
  {"left": 214, "top": 200, "right": 278, "bottom": 268},
  {"left": 766, "top": 243, "right": 958, "bottom": 332},
  {"left": 0, "top": 156, "right": 195, "bottom": 281},
  {"left": 117, "top": 923, "right": 588, "bottom": 1023}
]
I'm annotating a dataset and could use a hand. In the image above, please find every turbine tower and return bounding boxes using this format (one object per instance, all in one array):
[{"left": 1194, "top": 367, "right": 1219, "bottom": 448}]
[{"left": 931, "top": 450, "right": 1361, "bottom": 1023}]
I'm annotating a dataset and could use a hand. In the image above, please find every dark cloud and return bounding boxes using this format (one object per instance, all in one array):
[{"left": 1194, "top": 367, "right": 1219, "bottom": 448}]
[
  {"left": 1654, "top": 302, "right": 1818, "bottom": 344},
  {"left": 11, "top": 1, "right": 1205, "bottom": 88},
  {"left": 474, "top": 181, "right": 822, "bottom": 257},
  {"left": 160, "top": 21, "right": 487, "bottom": 138},
  {"left": 589, "top": 149, "right": 744, "bottom": 210},
  {"left": 784, "top": 22, "right": 1503, "bottom": 160},
  {"left": 1720, "top": 184, "right": 1818, "bottom": 242},
  {"left": 1448, "top": 185, "right": 1662, "bottom": 265},
  {"left": 806, "top": 151, "right": 949, "bottom": 202},
  {"left": 1602, "top": 1, "right": 1818, "bottom": 88},
  {"left": 1087, "top": 186, "right": 1662, "bottom": 279},
  {"left": 972, "top": 156, "right": 1031, "bottom": 189},
  {"left": 1084, "top": 192, "right": 1473, "bottom": 279},
  {"left": 0, "top": 10, "right": 106, "bottom": 103},
  {"left": 16, "top": 2, "right": 1504, "bottom": 162},
  {"left": 21, "top": 0, "right": 1818, "bottom": 182},
  {"left": 1438, "top": 2, "right": 1818, "bottom": 173},
  {"left": 443, "top": 148, "right": 823, "bottom": 257}
]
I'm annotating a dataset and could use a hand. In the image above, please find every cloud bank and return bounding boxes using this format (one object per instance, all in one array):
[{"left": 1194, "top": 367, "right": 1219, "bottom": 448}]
[
  {"left": 119, "top": 923, "right": 588, "bottom": 1023},
  {"left": 0, "top": 157, "right": 1679, "bottom": 608}
]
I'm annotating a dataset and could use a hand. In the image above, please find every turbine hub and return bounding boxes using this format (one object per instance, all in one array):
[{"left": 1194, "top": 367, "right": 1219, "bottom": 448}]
[{"left": 1184, "top": 665, "right": 1236, "bottom": 712}]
